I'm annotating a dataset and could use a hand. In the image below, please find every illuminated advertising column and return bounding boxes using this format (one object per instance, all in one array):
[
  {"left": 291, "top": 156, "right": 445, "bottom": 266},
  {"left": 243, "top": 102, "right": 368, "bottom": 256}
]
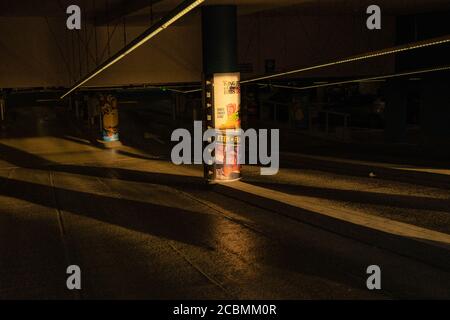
[
  {"left": 212, "top": 73, "right": 241, "bottom": 181},
  {"left": 202, "top": 5, "right": 240, "bottom": 183},
  {"left": 100, "top": 94, "right": 120, "bottom": 142}
]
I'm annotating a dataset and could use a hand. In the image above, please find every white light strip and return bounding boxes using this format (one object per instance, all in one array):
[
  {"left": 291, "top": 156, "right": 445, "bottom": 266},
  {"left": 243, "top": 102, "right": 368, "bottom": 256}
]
[
  {"left": 241, "top": 36, "right": 450, "bottom": 84},
  {"left": 258, "top": 65, "right": 450, "bottom": 91},
  {"left": 61, "top": 0, "right": 204, "bottom": 99},
  {"left": 183, "top": 88, "right": 202, "bottom": 93}
]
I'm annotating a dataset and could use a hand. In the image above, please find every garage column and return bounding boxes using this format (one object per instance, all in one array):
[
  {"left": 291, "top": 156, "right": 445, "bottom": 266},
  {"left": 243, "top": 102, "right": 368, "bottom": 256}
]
[
  {"left": 202, "top": 5, "right": 241, "bottom": 183},
  {"left": 0, "top": 94, "right": 5, "bottom": 122},
  {"left": 384, "top": 80, "right": 407, "bottom": 144},
  {"left": 0, "top": 93, "right": 6, "bottom": 130},
  {"left": 98, "top": 94, "right": 122, "bottom": 148},
  {"left": 421, "top": 79, "right": 450, "bottom": 148}
]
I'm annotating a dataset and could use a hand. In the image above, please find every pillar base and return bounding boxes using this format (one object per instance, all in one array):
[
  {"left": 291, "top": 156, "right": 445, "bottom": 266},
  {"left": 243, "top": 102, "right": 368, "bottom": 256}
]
[
  {"left": 208, "top": 177, "right": 242, "bottom": 185},
  {"left": 96, "top": 139, "right": 122, "bottom": 149}
]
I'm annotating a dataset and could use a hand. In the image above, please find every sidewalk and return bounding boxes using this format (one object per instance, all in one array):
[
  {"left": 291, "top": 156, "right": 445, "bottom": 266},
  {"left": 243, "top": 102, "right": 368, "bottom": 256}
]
[
  {"left": 213, "top": 152, "right": 450, "bottom": 270},
  {"left": 281, "top": 152, "right": 450, "bottom": 189},
  {"left": 215, "top": 179, "right": 450, "bottom": 271}
]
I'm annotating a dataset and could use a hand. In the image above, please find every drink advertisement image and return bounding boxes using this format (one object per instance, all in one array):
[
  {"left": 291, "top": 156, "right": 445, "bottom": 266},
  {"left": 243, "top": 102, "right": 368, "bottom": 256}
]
[{"left": 101, "top": 95, "right": 119, "bottom": 142}]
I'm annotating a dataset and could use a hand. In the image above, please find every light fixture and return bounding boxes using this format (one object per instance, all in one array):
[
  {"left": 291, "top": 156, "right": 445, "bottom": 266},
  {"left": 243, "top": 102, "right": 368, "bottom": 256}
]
[
  {"left": 257, "top": 65, "right": 450, "bottom": 91},
  {"left": 60, "top": 0, "right": 205, "bottom": 99},
  {"left": 240, "top": 35, "right": 450, "bottom": 84},
  {"left": 359, "top": 79, "right": 386, "bottom": 82},
  {"left": 182, "top": 88, "right": 202, "bottom": 94}
]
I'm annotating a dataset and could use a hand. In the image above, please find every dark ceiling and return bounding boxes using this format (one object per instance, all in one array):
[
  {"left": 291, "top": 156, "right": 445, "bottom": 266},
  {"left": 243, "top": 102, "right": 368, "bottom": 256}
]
[
  {"left": 1, "top": 0, "right": 449, "bottom": 22},
  {"left": 0, "top": 0, "right": 163, "bottom": 25}
]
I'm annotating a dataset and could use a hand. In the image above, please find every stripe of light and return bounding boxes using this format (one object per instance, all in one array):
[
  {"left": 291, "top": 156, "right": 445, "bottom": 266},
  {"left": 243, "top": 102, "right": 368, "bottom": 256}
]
[
  {"left": 258, "top": 65, "right": 450, "bottom": 91},
  {"left": 240, "top": 35, "right": 450, "bottom": 84}
]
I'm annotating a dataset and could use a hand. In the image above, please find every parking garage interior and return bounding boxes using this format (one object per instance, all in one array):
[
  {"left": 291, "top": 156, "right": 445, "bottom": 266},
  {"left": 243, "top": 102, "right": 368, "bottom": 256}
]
[{"left": 0, "top": 0, "right": 449, "bottom": 300}]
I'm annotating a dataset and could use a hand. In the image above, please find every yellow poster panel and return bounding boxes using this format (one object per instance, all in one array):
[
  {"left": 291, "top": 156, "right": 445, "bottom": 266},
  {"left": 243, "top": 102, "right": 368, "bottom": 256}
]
[{"left": 213, "top": 73, "right": 241, "bottom": 130}]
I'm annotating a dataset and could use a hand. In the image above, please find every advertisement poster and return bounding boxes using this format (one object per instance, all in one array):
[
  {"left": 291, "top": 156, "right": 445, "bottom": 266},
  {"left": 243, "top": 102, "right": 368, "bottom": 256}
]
[
  {"left": 213, "top": 73, "right": 241, "bottom": 182},
  {"left": 101, "top": 95, "right": 119, "bottom": 142}
]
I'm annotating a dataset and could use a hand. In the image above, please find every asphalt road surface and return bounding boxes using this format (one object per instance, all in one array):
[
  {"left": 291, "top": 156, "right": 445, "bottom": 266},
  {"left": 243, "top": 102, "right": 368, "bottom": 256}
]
[{"left": 0, "top": 106, "right": 449, "bottom": 299}]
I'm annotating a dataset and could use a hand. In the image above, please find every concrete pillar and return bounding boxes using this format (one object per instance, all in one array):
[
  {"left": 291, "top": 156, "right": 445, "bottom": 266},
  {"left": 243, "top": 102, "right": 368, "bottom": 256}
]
[
  {"left": 68, "top": 96, "right": 72, "bottom": 112},
  {"left": 82, "top": 95, "right": 89, "bottom": 121},
  {"left": 87, "top": 95, "right": 101, "bottom": 128},
  {"left": 98, "top": 94, "right": 121, "bottom": 148},
  {"left": 0, "top": 95, "right": 6, "bottom": 122},
  {"left": 172, "top": 93, "right": 177, "bottom": 125},
  {"left": 0, "top": 94, "right": 6, "bottom": 130},
  {"left": 421, "top": 79, "right": 450, "bottom": 148},
  {"left": 202, "top": 5, "right": 241, "bottom": 183},
  {"left": 74, "top": 95, "right": 80, "bottom": 120},
  {"left": 384, "top": 80, "right": 407, "bottom": 143}
]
